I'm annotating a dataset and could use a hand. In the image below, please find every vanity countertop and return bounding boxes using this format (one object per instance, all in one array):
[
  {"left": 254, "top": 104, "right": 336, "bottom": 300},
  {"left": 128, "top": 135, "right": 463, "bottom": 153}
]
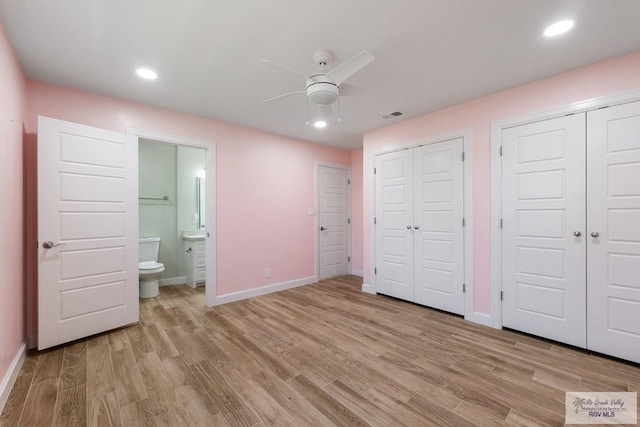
[{"left": 182, "top": 230, "right": 206, "bottom": 241}]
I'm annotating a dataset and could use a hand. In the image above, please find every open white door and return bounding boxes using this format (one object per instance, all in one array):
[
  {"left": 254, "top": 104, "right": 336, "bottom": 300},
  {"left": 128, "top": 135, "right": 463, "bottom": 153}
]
[
  {"left": 318, "top": 165, "right": 350, "bottom": 279},
  {"left": 38, "top": 116, "right": 138, "bottom": 350}
]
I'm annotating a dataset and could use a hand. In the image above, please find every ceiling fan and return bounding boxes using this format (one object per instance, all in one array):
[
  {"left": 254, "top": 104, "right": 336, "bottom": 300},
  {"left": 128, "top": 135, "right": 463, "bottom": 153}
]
[{"left": 261, "top": 49, "right": 374, "bottom": 126}]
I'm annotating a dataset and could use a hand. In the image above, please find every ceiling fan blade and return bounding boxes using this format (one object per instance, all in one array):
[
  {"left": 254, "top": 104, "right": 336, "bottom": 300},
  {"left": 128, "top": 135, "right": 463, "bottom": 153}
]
[
  {"left": 262, "top": 91, "right": 306, "bottom": 104},
  {"left": 260, "top": 60, "right": 307, "bottom": 80},
  {"left": 328, "top": 50, "right": 374, "bottom": 86},
  {"left": 339, "top": 83, "right": 369, "bottom": 96}
]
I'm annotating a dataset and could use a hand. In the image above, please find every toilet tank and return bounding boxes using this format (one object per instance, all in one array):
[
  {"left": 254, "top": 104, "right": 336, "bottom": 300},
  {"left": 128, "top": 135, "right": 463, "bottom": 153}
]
[{"left": 139, "top": 237, "right": 161, "bottom": 262}]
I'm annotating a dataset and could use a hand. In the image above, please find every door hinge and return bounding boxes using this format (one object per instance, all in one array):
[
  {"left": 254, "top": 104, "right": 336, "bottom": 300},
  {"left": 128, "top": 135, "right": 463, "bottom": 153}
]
[
  {"left": 374, "top": 217, "right": 377, "bottom": 225},
  {"left": 500, "top": 291, "right": 503, "bottom": 301},
  {"left": 347, "top": 179, "right": 350, "bottom": 185},
  {"left": 374, "top": 167, "right": 377, "bottom": 174},
  {"left": 500, "top": 218, "right": 503, "bottom": 229},
  {"left": 499, "top": 146, "right": 503, "bottom": 156},
  {"left": 347, "top": 218, "right": 351, "bottom": 224},
  {"left": 461, "top": 152, "right": 465, "bottom": 162},
  {"left": 348, "top": 256, "right": 351, "bottom": 262},
  {"left": 462, "top": 218, "right": 465, "bottom": 227},
  {"left": 463, "top": 283, "right": 466, "bottom": 293},
  {"left": 374, "top": 267, "right": 377, "bottom": 275}
]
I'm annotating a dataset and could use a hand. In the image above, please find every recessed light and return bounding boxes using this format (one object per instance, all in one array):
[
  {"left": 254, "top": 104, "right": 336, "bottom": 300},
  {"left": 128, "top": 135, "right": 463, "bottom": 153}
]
[
  {"left": 543, "top": 19, "right": 574, "bottom": 37},
  {"left": 313, "top": 120, "right": 327, "bottom": 129},
  {"left": 136, "top": 68, "right": 158, "bottom": 80}
]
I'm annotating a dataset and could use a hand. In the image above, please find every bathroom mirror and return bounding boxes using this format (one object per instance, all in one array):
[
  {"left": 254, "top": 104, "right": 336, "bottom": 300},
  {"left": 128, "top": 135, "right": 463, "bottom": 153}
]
[{"left": 196, "top": 177, "right": 205, "bottom": 229}]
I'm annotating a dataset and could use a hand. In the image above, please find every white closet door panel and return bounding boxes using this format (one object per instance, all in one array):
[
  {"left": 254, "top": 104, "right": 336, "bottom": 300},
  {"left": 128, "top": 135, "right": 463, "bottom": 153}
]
[
  {"left": 375, "top": 150, "right": 414, "bottom": 300},
  {"left": 413, "top": 139, "right": 465, "bottom": 314},
  {"left": 318, "top": 166, "right": 349, "bottom": 279},
  {"left": 587, "top": 100, "right": 640, "bottom": 364},
  {"left": 502, "top": 114, "right": 586, "bottom": 347}
]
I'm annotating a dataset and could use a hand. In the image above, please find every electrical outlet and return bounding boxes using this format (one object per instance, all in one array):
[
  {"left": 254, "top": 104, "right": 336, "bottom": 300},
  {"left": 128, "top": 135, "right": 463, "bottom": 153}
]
[
  {"left": 308, "top": 208, "right": 316, "bottom": 216},
  {"left": 264, "top": 268, "right": 271, "bottom": 278}
]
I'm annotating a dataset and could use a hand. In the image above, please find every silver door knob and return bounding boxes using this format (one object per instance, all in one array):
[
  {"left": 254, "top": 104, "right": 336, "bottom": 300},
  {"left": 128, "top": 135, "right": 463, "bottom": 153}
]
[
  {"left": 42, "top": 241, "right": 65, "bottom": 249},
  {"left": 407, "top": 225, "right": 412, "bottom": 229},
  {"left": 573, "top": 231, "right": 582, "bottom": 237},
  {"left": 590, "top": 231, "right": 600, "bottom": 238},
  {"left": 320, "top": 226, "right": 328, "bottom": 231},
  {"left": 414, "top": 225, "right": 420, "bottom": 230}
]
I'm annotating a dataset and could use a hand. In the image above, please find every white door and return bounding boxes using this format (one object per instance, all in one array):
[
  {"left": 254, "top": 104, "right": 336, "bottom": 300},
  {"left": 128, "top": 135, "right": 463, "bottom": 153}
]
[
  {"left": 587, "top": 100, "right": 640, "bottom": 364},
  {"left": 38, "top": 116, "right": 138, "bottom": 350},
  {"left": 414, "top": 139, "right": 465, "bottom": 314},
  {"left": 375, "top": 150, "right": 414, "bottom": 300},
  {"left": 502, "top": 114, "right": 587, "bottom": 348},
  {"left": 318, "top": 165, "right": 350, "bottom": 279}
]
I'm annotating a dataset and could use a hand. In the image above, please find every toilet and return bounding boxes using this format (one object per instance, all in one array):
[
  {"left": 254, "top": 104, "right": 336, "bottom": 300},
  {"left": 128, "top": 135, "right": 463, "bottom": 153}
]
[{"left": 139, "top": 237, "right": 165, "bottom": 298}]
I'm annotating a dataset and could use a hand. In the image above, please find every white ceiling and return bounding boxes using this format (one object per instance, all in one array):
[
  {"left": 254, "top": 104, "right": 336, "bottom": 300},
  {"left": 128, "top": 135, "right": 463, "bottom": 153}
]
[{"left": 1, "top": 1, "right": 639, "bottom": 149}]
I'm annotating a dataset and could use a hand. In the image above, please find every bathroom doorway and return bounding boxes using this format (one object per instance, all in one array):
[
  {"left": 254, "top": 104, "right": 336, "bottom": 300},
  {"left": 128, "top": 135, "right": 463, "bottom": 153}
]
[{"left": 128, "top": 128, "right": 216, "bottom": 305}]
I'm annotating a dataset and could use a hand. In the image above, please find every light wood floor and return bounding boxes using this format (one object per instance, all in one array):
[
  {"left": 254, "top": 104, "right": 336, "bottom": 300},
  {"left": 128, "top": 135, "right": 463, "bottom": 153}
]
[{"left": 1, "top": 275, "right": 639, "bottom": 426}]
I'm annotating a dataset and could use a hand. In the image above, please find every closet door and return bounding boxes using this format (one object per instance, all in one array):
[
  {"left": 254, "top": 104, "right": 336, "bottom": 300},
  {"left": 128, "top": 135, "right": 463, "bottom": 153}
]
[
  {"left": 413, "top": 139, "right": 465, "bottom": 314},
  {"left": 587, "top": 100, "right": 640, "bottom": 364},
  {"left": 375, "top": 150, "right": 414, "bottom": 300},
  {"left": 502, "top": 114, "right": 587, "bottom": 348}
]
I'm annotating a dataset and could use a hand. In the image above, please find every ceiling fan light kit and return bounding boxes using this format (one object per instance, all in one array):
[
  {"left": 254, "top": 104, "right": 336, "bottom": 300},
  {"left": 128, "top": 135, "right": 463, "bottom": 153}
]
[{"left": 262, "top": 49, "right": 374, "bottom": 128}]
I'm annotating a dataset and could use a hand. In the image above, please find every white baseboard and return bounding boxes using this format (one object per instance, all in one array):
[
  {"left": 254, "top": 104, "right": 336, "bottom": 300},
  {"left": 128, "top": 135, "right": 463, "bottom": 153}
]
[
  {"left": 0, "top": 342, "right": 26, "bottom": 415},
  {"left": 351, "top": 269, "right": 363, "bottom": 277},
  {"left": 214, "top": 275, "right": 317, "bottom": 305},
  {"left": 464, "top": 311, "right": 492, "bottom": 327},
  {"left": 361, "top": 283, "right": 375, "bottom": 294},
  {"left": 159, "top": 276, "right": 186, "bottom": 286}
]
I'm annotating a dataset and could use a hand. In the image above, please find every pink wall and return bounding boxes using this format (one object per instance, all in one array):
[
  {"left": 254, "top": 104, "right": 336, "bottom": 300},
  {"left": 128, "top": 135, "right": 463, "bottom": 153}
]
[
  {"left": 363, "top": 52, "right": 640, "bottom": 315},
  {"left": 0, "top": 24, "right": 26, "bottom": 383},
  {"left": 350, "top": 149, "right": 363, "bottom": 274},
  {"left": 24, "top": 81, "right": 351, "bottom": 338}
]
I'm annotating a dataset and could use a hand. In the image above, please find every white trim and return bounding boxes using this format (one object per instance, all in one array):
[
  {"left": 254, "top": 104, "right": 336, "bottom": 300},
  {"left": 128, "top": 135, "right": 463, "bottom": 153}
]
[
  {"left": 361, "top": 283, "right": 375, "bottom": 294},
  {"left": 351, "top": 269, "right": 363, "bottom": 277},
  {"left": 315, "top": 161, "right": 352, "bottom": 280},
  {"left": 159, "top": 276, "right": 186, "bottom": 286},
  {"left": 212, "top": 275, "right": 317, "bottom": 305},
  {"left": 125, "top": 127, "right": 218, "bottom": 308},
  {"left": 490, "top": 88, "right": 640, "bottom": 330},
  {"left": 367, "top": 128, "right": 477, "bottom": 323},
  {"left": 0, "top": 342, "right": 26, "bottom": 414}
]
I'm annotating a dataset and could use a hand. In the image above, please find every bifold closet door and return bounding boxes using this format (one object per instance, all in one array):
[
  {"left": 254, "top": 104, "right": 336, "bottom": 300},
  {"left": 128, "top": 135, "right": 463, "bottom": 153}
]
[
  {"left": 587, "top": 100, "right": 640, "bottom": 364},
  {"left": 502, "top": 113, "right": 587, "bottom": 348},
  {"left": 375, "top": 149, "right": 414, "bottom": 300},
  {"left": 413, "top": 139, "right": 465, "bottom": 314}
]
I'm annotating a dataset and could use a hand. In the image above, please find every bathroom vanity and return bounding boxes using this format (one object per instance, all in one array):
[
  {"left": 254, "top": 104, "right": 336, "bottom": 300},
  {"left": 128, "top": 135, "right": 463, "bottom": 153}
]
[{"left": 183, "top": 231, "right": 206, "bottom": 288}]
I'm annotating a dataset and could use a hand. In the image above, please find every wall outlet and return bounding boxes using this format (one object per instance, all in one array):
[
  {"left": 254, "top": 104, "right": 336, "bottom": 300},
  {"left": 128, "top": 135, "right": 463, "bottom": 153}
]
[
  {"left": 264, "top": 268, "right": 271, "bottom": 278},
  {"left": 308, "top": 208, "right": 316, "bottom": 216}
]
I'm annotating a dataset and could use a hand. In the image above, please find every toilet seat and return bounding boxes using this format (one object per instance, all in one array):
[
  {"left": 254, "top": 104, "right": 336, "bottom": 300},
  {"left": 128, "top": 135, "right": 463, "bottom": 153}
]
[{"left": 139, "top": 261, "right": 163, "bottom": 270}]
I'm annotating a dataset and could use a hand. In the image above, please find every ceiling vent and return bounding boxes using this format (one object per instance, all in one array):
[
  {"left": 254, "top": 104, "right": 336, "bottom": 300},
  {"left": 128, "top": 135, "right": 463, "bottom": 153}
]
[{"left": 382, "top": 111, "right": 404, "bottom": 119}]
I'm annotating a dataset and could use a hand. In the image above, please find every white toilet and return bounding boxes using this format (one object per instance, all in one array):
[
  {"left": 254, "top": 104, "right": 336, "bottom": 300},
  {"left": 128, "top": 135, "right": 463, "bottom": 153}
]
[{"left": 139, "top": 237, "right": 165, "bottom": 298}]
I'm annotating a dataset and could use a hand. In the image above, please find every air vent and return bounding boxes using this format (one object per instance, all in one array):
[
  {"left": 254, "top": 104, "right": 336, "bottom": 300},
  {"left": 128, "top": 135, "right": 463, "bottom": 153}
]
[{"left": 382, "top": 111, "right": 404, "bottom": 119}]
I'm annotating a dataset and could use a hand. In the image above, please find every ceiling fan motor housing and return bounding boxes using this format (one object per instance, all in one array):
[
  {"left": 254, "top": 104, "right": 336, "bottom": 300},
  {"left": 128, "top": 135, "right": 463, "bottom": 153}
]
[{"left": 306, "top": 74, "right": 339, "bottom": 105}]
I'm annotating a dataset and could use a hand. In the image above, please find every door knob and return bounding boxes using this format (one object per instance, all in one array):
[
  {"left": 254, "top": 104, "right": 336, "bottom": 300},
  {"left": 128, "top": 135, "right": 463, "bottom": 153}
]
[
  {"left": 320, "top": 226, "right": 328, "bottom": 231},
  {"left": 42, "top": 241, "right": 65, "bottom": 249},
  {"left": 590, "top": 231, "right": 600, "bottom": 238},
  {"left": 407, "top": 225, "right": 412, "bottom": 229},
  {"left": 414, "top": 225, "right": 420, "bottom": 230},
  {"left": 573, "top": 231, "right": 582, "bottom": 237}
]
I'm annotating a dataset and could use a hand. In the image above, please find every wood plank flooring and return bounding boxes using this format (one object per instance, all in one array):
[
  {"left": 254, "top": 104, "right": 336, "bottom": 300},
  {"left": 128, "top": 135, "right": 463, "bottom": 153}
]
[{"left": 2, "top": 275, "right": 639, "bottom": 426}]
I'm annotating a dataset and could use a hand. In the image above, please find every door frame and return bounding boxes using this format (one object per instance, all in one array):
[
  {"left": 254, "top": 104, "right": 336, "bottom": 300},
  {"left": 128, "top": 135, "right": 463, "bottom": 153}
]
[
  {"left": 315, "top": 161, "right": 352, "bottom": 280},
  {"left": 368, "top": 128, "right": 477, "bottom": 323},
  {"left": 126, "top": 127, "right": 217, "bottom": 307},
  {"left": 490, "top": 88, "right": 640, "bottom": 329}
]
